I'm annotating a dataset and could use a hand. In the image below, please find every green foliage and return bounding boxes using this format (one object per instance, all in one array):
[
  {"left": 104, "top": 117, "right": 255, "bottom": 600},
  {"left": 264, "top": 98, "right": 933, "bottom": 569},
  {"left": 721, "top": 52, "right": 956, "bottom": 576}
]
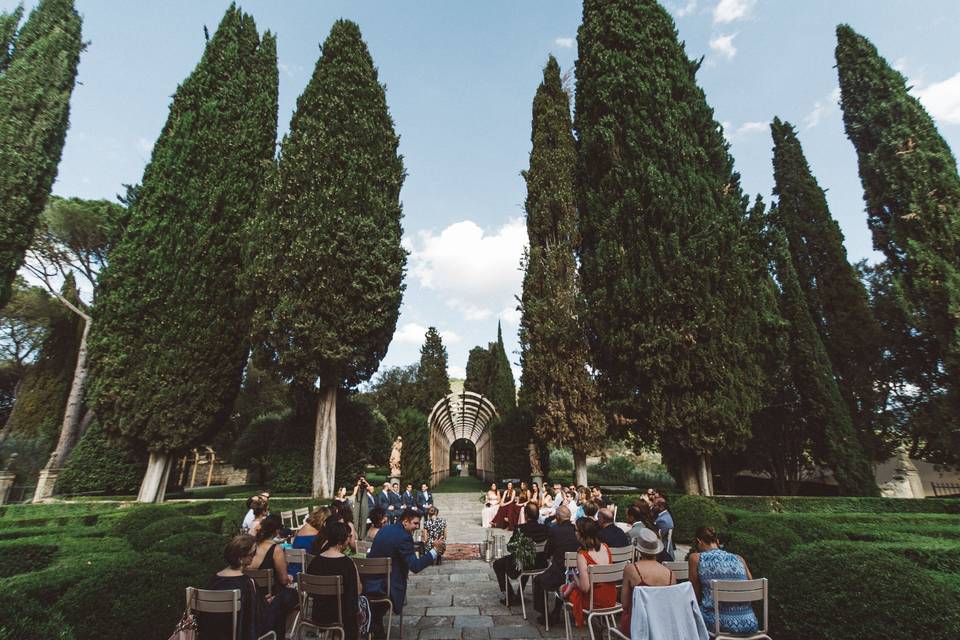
[
  {"left": 0, "top": 541, "right": 57, "bottom": 577},
  {"left": 55, "top": 419, "right": 146, "bottom": 495},
  {"left": 0, "top": 277, "right": 57, "bottom": 373},
  {"left": 464, "top": 346, "right": 492, "bottom": 395},
  {"left": 519, "top": 56, "right": 604, "bottom": 463},
  {"left": 0, "top": 592, "right": 74, "bottom": 640},
  {"left": 0, "top": 0, "right": 83, "bottom": 308},
  {"left": 575, "top": 0, "right": 762, "bottom": 468},
  {"left": 336, "top": 392, "right": 390, "bottom": 486},
  {"left": 588, "top": 455, "right": 676, "bottom": 490},
  {"left": 395, "top": 408, "right": 430, "bottom": 487},
  {"left": 670, "top": 495, "right": 728, "bottom": 544},
  {"left": 492, "top": 408, "right": 532, "bottom": 479},
  {"left": 836, "top": 27, "right": 960, "bottom": 458},
  {"left": 265, "top": 449, "right": 311, "bottom": 493},
  {"left": 154, "top": 531, "right": 225, "bottom": 572},
  {"left": 769, "top": 542, "right": 960, "bottom": 640},
  {"left": 710, "top": 495, "right": 960, "bottom": 515},
  {"left": 248, "top": 18, "right": 405, "bottom": 391},
  {"left": 723, "top": 517, "right": 801, "bottom": 578},
  {"left": 87, "top": 7, "right": 278, "bottom": 453},
  {"left": 232, "top": 409, "right": 290, "bottom": 471},
  {"left": 361, "top": 364, "right": 420, "bottom": 426},
  {"left": 549, "top": 448, "right": 573, "bottom": 472},
  {"left": 127, "top": 515, "right": 197, "bottom": 551},
  {"left": 111, "top": 505, "right": 180, "bottom": 539},
  {"left": 416, "top": 327, "right": 450, "bottom": 413},
  {"left": 771, "top": 119, "right": 889, "bottom": 459}
]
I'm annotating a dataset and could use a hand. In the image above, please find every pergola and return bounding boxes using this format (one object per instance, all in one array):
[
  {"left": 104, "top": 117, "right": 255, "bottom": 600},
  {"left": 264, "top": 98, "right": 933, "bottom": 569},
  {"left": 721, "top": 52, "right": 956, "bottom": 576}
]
[{"left": 427, "top": 390, "right": 498, "bottom": 485}]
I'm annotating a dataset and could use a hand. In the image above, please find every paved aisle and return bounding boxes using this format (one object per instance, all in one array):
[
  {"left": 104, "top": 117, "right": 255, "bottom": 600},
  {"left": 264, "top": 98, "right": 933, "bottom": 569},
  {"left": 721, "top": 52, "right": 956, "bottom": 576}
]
[
  {"left": 394, "top": 559, "right": 590, "bottom": 640},
  {"left": 434, "top": 492, "right": 488, "bottom": 544}
]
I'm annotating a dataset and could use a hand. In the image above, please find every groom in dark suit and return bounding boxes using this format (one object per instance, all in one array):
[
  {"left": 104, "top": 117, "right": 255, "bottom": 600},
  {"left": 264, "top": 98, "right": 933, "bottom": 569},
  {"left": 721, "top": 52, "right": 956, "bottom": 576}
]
[
  {"left": 365, "top": 509, "right": 445, "bottom": 634},
  {"left": 416, "top": 482, "right": 434, "bottom": 514}
]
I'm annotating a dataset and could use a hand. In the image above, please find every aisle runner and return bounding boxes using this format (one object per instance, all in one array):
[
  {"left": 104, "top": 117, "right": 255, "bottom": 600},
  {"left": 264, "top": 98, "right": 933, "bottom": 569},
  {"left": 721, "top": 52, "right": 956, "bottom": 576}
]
[{"left": 442, "top": 543, "right": 480, "bottom": 560}]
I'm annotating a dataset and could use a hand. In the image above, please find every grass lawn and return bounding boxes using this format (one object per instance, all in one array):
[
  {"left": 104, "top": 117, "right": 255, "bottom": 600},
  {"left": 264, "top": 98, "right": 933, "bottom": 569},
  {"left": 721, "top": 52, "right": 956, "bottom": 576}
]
[{"left": 434, "top": 475, "right": 486, "bottom": 492}]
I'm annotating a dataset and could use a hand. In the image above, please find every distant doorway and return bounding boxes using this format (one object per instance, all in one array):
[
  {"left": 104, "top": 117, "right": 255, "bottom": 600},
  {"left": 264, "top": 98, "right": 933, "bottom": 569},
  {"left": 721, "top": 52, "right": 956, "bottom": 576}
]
[{"left": 450, "top": 438, "right": 477, "bottom": 477}]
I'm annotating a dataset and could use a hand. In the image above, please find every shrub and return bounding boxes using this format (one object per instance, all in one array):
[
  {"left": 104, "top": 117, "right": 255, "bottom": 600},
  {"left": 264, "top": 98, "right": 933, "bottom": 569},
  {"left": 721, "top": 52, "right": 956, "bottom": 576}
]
[
  {"left": 154, "top": 531, "right": 225, "bottom": 573},
  {"left": 128, "top": 515, "right": 198, "bottom": 551},
  {"left": 56, "top": 552, "right": 204, "bottom": 640},
  {"left": 55, "top": 421, "right": 145, "bottom": 496},
  {"left": 711, "top": 495, "right": 960, "bottom": 515},
  {"left": 264, "top": 449, "right": 311, "bottom": 493},
  {"left": 111, "top": 504, "right": 180, "bottom": 539},
  {"left": 769, "top": 542, "right": 960, "bottom": 640},
  {"left": 671, "top": 495, "right": 727, "bottom": 544},
  {"left": 550, "top": 449, "right": 573, "bottom": 471},
  {"left": 723, "top": 517, "right": 802, "bottom": 577},
  {"left": 0, "top": 592, "right": 74, "bottom": 640},
  {"left": 588, "top": 455, "right": 677, "bottom": 490},
  {"left": 0, "top": 541, "right": 58, "bottom": 577}
]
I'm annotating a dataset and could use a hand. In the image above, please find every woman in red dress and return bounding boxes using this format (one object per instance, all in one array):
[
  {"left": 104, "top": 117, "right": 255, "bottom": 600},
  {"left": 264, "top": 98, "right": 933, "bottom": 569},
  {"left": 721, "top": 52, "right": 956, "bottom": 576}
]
[
  {"left": 491, "top": 481, "right": 518, "bottom": 530},
  {"left": 565, "top": 518, "right": 617, "bottom": 628}
]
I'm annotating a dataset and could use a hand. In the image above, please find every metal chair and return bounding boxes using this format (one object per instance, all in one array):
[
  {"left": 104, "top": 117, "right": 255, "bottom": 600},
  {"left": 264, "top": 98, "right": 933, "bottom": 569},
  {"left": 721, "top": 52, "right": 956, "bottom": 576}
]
[
  {"left": 609, "top": 546, "right": 634, "bottom": 565},
  {"left": 504, "top": 540, "right": 548, "bottom": 619},
  {"left": 243, "top": 568, "right": 274, "bottom": 596},
  {"left": 185, "top": 587, "right": 276, "bottom": 640},
  {"left": 291, "top": 573, "right": 345, "bottom": 640},
  {"left": 284, "top": 547, "right": 307, "bottom": 574},
  {"left": 540, "top": 551, "right": 579, "bottom": 632},
  {"left": 663, "top": 560, "right": 689, "bottom": 582},
  {"left": 280, "top": 510, "right": 296, "bottom": 530},
  {"left": 294, "top": 507, "right": 310, "bottom": 528},
  {"left": 708, "top": 578, "right": 772, "bottom": 640},
  {"left": 562, "top": 563, "right": 625, "bottom": 640},
  {"left": 353, "top": 556, "right": 398, "bottom": 640},
  {"left": 356, "top": 539, "right": 373, "bottom": 555}
]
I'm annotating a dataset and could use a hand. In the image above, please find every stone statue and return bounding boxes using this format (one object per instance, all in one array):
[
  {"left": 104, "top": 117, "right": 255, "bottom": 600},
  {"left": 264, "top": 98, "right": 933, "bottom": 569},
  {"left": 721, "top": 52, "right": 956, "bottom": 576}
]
[
  {"left": 528, "top": 442, "right": 543, "bottom": 477},
  {"left": 389, "top": 436, "right": 403, "bottom": 477}
]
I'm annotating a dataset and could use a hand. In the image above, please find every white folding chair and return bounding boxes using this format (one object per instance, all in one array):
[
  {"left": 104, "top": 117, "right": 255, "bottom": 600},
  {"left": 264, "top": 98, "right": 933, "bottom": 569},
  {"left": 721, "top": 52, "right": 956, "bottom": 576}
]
[
  {"left": 505, "top": 540, "right": 548, "bottom": 619},
  {"left": 280, "top": 510, "right": 296, "bottom": 530},
  {"left": 709, "top": 578, "right": 772, "bottom": 640},
  {"left": 243, "top": 568, "right": 274, "bottom": 596},
  {"left": 541, "top": 552, "right": 579, "bottom": 632},
  {"left": 356, "top": 539, "right": 373, "bottom": 555},
  {"left": 562, "top": 562, "right": 625, "bottom": 640},
  {"left": 663, "top": 560, "right": 689, "bottom": 582},
  {"left": 294, "top": 507, "right": 310, "bottom": 528},
  {"left": 185, "top": 586, "right": 276, "bottom": 640},
  {"left": 291, "top": 573, "right": 345, "bottom": 640},
  {"left": 284, "top": 548, "right": 306, "bottom": 574}
]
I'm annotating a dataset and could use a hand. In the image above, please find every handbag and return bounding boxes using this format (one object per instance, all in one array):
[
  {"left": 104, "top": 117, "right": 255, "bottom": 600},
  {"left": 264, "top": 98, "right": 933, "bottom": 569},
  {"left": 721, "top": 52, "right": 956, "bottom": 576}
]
[{"left": 167, "top": 609, "right": 197, "bottom": 640}]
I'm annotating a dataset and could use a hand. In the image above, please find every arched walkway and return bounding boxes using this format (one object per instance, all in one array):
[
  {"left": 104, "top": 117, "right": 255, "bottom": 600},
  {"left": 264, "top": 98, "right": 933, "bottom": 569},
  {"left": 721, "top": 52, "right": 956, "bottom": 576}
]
[{"left": 428, "top": 391, "right": 498, "bottom": 487}]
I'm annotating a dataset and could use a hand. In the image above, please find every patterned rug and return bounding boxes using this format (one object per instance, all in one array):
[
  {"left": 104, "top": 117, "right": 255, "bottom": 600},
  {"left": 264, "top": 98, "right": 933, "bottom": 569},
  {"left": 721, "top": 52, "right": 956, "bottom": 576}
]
[{"left": 443, "top": 543, "right": 480, "bottom": 560}]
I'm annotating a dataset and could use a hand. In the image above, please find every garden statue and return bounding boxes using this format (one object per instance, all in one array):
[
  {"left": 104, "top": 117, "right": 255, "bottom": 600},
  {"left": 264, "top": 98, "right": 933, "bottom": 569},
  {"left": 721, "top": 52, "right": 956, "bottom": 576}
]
[
  {"left": 528, "top": 442, "right": 543, "bottom": 482},
  {"left": 389, "top": 436, "right": 403, "bottom": 478}
]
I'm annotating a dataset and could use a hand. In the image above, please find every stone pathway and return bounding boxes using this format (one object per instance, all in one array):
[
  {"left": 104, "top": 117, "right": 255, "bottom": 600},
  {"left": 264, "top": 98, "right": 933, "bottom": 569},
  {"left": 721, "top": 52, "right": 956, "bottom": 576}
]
[{"left": 392, "top": 559, "right": 591, "bottom": 640}]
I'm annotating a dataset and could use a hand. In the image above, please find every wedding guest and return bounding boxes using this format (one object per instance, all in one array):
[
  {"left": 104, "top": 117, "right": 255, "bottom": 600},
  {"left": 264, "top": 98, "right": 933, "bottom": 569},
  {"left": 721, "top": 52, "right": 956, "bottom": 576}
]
[
  {"left": 625, "top": 505, "right": 656, "bottom": 545},
  {"left": 597, "top": 508, "right": 630, "bottom": 548},
  {"left": 401, "top": 483, "right": 417, "bottom": 513},
  {"left": 250, "top": 516, "right": 298, "bottom": 639},
  {"left": 423, "top": 506, "right": 447, "bottom": 564},
  {"left": 565, "top": 518, "right": 616, "bottom": 629},
  {"left": 416, "top": 482, "right": 434, "bottom": 514},
  {"left": 653, "top": 497, "right": 675, "bottom": 560},
  {"left": 246, "top": 500, "right": 269, "bottom": 538},
  {"left": 332, "top": 487, "right": 350, "bottom": 508},
  {"left": 365, "top": 507, "right": 387, "bottom": 542},
  {"left": 619, "top": 529, "right": 676, "bottom": 636},
  {"left": 377, "top": 482, "right": 398, "bottom": 523},
  {"left": 292, "top": 506, "right": 332, "bottom": 574},
  {"left": 492, "top": 481, "right": 519, "bottom": 530},
  {"left": 533, "top": 505, "right": 579, "bottom": 626},
  {"left": 689, "top": 526, "right": 758, "bottom": 635},
  {"left": 242, "top": 493, "right": 269, "bottom": 533},
  {"left": 482, "top": 483, "right": 500, "bottom": 528},
  {"left": 493, "top": 503, "right": 549, "bottom": 604},
  {"left": 199, "top": 534, "right": 277, "bottom": 640},
  {"left": 591, "top": 486, "right": 608, "bottom": 507},
  {"left": 306, "top": 520, "right": 367, "bottom": 639}
]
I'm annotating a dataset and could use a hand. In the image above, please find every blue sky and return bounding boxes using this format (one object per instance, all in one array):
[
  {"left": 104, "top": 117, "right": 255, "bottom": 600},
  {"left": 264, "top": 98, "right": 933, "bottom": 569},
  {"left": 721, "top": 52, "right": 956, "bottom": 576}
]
[{"left": 7, "top": 0, "right": 960, "bottom": 384}]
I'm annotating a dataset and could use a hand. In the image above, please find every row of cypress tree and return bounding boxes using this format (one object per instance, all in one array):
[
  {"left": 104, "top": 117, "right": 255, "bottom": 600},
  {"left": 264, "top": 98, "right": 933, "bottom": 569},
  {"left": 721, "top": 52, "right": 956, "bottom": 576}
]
[{"left": 516, "top": 0, "right": 959, "bottom": 495}]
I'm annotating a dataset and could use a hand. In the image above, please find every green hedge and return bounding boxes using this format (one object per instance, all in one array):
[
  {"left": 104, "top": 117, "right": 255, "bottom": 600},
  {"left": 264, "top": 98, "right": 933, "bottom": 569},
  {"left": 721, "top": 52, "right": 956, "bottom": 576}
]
[
  {"left": 111, "top": 505, "right": 180, "bottom": 538},
  {"left": 128, "top": 515, "right": 198, "bottom": 550},
  {"left": 769, "top": 542, "right": 960, "bottom": 640},
  {"left": 670, "top": 495, "right": 727, "bottom": 543},
  {"left": 155, "top": 531, "right": 225, "bottom": 572},
  {"left": 723, "top": 517, "right": 801, "bottom": 578},
  {"left": 0, "top": 592, "right": 74, "bottom": 640},
  {"left": 0, "top": 541, "right": 58, "bottom": 577},
  {"left": 711, "top": 496, "right": 960, "bottom": 514},
  {"left": 55, "top": 421, "right": 146, "bottom": 496}
]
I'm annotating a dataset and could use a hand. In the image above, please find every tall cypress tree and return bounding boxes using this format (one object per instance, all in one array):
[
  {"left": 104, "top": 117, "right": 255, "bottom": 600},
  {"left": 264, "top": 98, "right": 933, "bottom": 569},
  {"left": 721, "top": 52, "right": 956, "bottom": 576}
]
[
  {"left": 487, "top": 323, "right": 517, "bottom": 414},
  {"left": 396, "top": 407, "right": 430, "bottom": 487},
  {"left": 575, "top": 0, "right": 761, "bottom": 494},
  {"left": 836, "top": 25, "right": 960, "bottom": 418},
  {"left": 248, "top": 20, "right": 406, "bottom": 498},
  {"left": 464, "top": 346, "right": 492, "bottom": 395},
  {"left": 772, "top": 224, "right": 878, "bottom": 495},
  {"left": 87, "top": 7, "right": 278, "bottom": 501},
  {"left": 0, "top": 0, "right": 82, "bottom": 308},
  {"left": 416, "top": 327, "right": 450, "bottom": 414},
  {"left": 519, "top": 56, "right": 604, "bottom": 486},
  {"left": 771, "top": 118, "right": 888, "bottom": 458}
]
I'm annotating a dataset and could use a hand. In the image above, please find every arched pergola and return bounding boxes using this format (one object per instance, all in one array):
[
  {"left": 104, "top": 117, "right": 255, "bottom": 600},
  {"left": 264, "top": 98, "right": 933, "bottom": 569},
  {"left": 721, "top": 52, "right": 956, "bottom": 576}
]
[{"left": 427, "top": 390, "right": 498, "bottom": 486}]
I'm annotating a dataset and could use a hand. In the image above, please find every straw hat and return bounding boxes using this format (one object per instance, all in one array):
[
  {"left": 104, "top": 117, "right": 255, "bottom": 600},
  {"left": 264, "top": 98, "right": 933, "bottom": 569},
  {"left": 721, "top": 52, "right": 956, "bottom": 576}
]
[{"left": 636, "top": 528, "right": 664, "bottom": 556}]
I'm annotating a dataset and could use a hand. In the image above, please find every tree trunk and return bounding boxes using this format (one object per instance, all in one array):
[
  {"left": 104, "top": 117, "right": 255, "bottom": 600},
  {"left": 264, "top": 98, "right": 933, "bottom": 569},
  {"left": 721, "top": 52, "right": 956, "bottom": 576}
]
[
  {"left": 313, "top": 385, "right": 337, "bottom": 499},
  {"left": 138, "top": 452, "right": 171, "bottom": 503},
  {"left": 573, "top": 450, "right": 588, "bottom": 487},
  {"left": 697, "top": 453, "right": 713, "bottom": 496},
  {"left": 680, "top": 459, "right": 699, "bottom": 495},
  {"left": 45, "top": 316, "right": 91, "bottom": 470}
]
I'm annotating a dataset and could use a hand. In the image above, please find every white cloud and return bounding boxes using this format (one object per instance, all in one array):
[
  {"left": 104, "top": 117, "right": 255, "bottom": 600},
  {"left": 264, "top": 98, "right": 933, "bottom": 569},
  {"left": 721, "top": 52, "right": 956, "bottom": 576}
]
[
  {"left": 448, "top": 365, "right": 466, "bottom": 380},
  {"left": 672, "top": 0, "right": 699, "bottom": 18},
  {"left": 407, "top": 218, "right": 527, "bottom": 301},
  {"left": 499, "top": 307, "right": 522, "bottom": 325},
  {"left": 393, "top": 322, "right": 460, "bottom": 346},
  {"left": 803, "top": 87, "right": 841, "bottom": 129},
  {"left": 713, "top": 0, "right": 755, "bottom": 24},
  {"left": 914, "top": 72, "right": 960, "bottom": 124},
  {"left": 445, "top": 297, "right": 493, "bottom": 321},
  {"left": 709, "top": 33, "right": 737, "bottom": 60},
  {"left": 554, "top": 37, "right": 574, "bottom": 49}
]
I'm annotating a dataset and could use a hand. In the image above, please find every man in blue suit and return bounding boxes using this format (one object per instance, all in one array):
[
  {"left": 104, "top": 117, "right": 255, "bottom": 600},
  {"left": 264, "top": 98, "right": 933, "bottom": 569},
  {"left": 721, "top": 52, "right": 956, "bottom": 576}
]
[
  {"left": 416, "top": 482, "right": 434, "bottom": 514},
  {"left": 365, "top": 509, "right": 445, "bottom": 635},
  {"left": 377, "top": 482, "right": 398, "bottom": 524},
  {"left": 401, "top": 483, "right": 417, "bottom": 513}
]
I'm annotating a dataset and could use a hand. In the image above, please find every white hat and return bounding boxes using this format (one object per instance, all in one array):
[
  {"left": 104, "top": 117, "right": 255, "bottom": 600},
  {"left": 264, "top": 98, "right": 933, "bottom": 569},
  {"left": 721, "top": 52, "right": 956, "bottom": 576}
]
[{"left": 636, "top": 528, "right": 664, "bottom": 556}]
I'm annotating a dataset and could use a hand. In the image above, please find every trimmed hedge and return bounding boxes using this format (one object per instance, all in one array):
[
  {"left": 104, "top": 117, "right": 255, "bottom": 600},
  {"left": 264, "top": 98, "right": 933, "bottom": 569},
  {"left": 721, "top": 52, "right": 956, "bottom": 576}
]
[
  {"left": 723, "top": 517, "right": 801, "bottom": 578},
  {"left": 154, "top": 531, "right": 225, "bottom": 572},
  {"left": 0, "top": 541, "right": 58, "bottom": 577},
  {"left": 670, "top": 495, "right": 727, "bottom": 543},
  {"left": 111, "top": 505, "right": 181, "bottom": 539},
  {"left": 0, "top": 592, "right": 74, "bottom": 640},
  {"left": 128, "top": 515, "right": 198, "bottom": 550},
  {"left": 711, "top": 495, "right": 960, "bottom": 514},
  {"left": 769, "top": 542, "right": 960, "bottom": 640}
]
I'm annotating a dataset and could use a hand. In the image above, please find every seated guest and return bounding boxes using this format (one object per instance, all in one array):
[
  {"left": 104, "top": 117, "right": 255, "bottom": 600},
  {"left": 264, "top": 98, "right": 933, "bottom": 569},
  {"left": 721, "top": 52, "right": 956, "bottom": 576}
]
[
  {"left": 401, "top": 483, "right": 417, "bottom": 513},
  {"left": 290, "top": 506, "right": 331, "bottom": 580},
  {"left": 416, "top": 482, "right": 434, "bottom": 514},
  {"left": 597, "top": 508, "right": 630, "bottom": 548},
  {"left": 250, "top": 515, "right": 298, "bottom": 639},
  {"left": 538, "top": 491, "right": 555, "bottom": 522},
  {"left": 365, "top": 509, "right": 445, "bottom": 636},
  {"left": 242, "top": 491, "right": 271, "bottom": 532},
  {"left": 566, "top": 518, "right": 616, "bottom": 628},
  {"left": 591, "top": 486, "right": 608, "bottom": 507},
  {"left": 619, "top": 529, "right": 676, "bottom": 636},
  {"left": 423, "top": 506, "right": 447, "bottom": 564},
  {"left": 653, "top": 497, "right": 675, "bottom": 561},
  {"left": 305, "top": 520, "right": 368, "bottom": 639},
  {"left": 365, "top": 507, "right": 387, "bottom": 542},
  {"left": 338, "top": 504, "right": 358, "bottom": 553},
  {"left": 533, "top": 505, "right": 579, "bottom": 625},
  {"left": 689, "top": 526, "right": 758, "bottom": 635},
  {"left": 625, "top": 505, "right": 655, "bottom": 545},
  {"left": 199, "top": 534, "right": 278, "bottom": 640},
  {"left": 246, "top": 501, "right": 269, "bottom": 538},
  {"left": 494, "top": 503, "right": 549, "bottom": 604},
  {"left": 332, "top": 486, "right": 350, "bottom": 508}
]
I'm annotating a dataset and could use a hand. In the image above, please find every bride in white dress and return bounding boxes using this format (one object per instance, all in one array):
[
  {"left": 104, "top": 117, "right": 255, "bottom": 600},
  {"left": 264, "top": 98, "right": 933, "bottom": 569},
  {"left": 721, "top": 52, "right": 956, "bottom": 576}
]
[{"left": 481, "top": 483, "right": 500, "bottom": 528}]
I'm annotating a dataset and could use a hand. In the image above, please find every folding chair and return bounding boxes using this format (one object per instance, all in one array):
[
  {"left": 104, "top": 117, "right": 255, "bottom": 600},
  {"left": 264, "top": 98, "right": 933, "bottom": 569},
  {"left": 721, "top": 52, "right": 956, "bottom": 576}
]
[
  {"left": 280, "top": 510, "right": 296, "bottom": 530},
  {"left": 562, "top": 563, "right": 625, "bottom": 640},
  {"left": 294, "top": 507, "right": 310, "bottom": 528},
  {"left": 353, "top": 556, "right": 399, "bottom": 640},
  {"left": 243, "top": 568, "right": 274, "bottom": 596},
  {"left": 609, "top": 546, "right": 634, "bottom": 565},
  {"left": 504, "top": 540, "right": 548, "bottom": 618},
  {"left": 356, "top": 539, "right": 373, "bottom": 556},
  {"left": 185, "top": 586, "right": 276, "bottom": 640},
  {"left": 541, "top": 551, "right": 579, "bottom": 632},
  {"left": 708, "top": 578, "right": 772, "bottom": 640},
  {"left": 663, "top": 560, "right": 689, "bottom": 582},
  {"left": 290, "top": 573, "right": 345, "bottom": 640},
  {"left": 285, "top": 548, "right": 307, "bottom": 576}
]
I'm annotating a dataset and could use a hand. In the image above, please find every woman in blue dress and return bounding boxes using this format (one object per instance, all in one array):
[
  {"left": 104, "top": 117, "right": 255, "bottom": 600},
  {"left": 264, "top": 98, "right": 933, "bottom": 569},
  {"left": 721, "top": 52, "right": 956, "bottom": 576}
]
[{"left": 688, "top": 526, "right": 759, "bottom": 634}]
